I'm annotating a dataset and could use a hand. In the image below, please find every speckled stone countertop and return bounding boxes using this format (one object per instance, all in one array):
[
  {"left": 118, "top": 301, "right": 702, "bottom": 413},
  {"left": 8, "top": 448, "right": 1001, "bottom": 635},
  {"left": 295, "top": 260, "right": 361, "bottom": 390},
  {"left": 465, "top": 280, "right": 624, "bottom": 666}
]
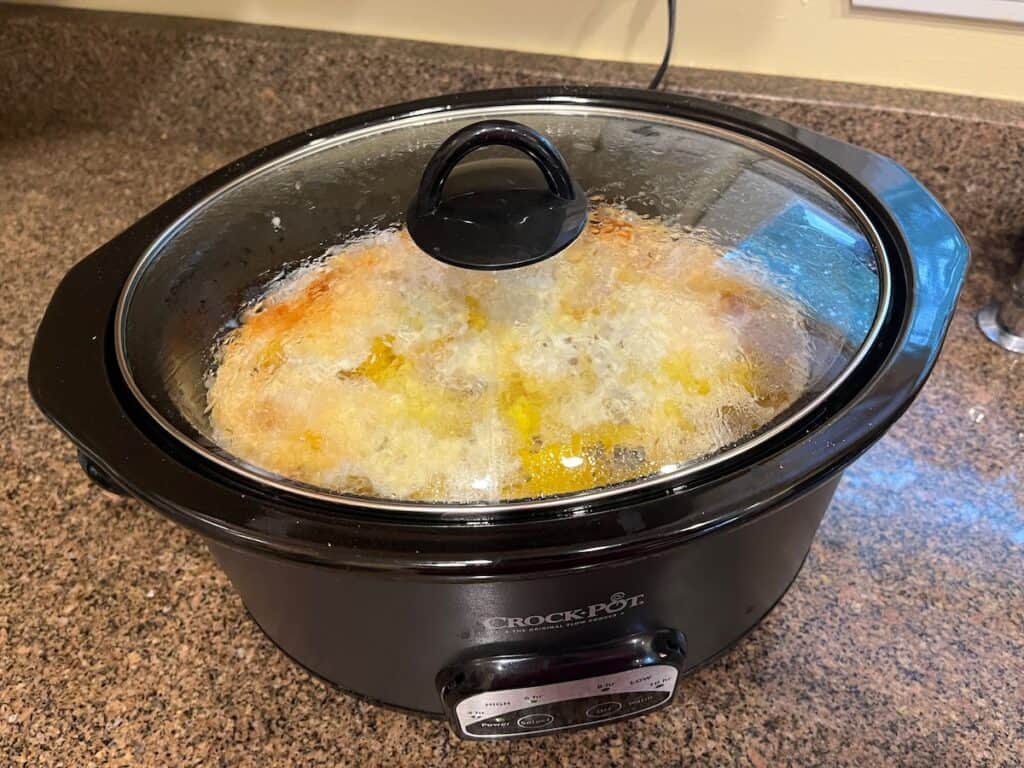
[{"left": 1, "top": 6, "right": 1022, "bottom": 767}]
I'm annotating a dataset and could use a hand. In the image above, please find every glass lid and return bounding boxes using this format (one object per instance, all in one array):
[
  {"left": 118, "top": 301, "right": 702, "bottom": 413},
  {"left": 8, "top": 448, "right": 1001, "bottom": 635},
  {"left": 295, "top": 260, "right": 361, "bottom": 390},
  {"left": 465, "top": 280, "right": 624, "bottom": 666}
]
[{"left": 117, "top": 101, "right": 888, "bottom": 510}]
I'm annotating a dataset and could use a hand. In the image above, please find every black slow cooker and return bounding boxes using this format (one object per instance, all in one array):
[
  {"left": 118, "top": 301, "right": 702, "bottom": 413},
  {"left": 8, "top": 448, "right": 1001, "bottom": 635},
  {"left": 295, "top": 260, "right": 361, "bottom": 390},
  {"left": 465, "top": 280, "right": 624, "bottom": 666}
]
[{"left": 29, "top": 87, "right": 968, "bottom": 739}]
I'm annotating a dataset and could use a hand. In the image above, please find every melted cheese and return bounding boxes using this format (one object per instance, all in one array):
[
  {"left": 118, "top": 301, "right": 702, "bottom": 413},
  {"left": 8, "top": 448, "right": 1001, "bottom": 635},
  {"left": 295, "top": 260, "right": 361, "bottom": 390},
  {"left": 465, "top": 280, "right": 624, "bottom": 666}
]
[{"left": 206, "top": 206, "right": 811, "bottom": 502}]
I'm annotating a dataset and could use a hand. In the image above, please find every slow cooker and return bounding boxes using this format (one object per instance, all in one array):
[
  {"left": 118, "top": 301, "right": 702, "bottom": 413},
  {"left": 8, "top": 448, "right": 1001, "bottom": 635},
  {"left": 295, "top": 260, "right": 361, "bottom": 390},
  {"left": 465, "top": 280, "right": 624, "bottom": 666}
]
[{"left": 29, "top": 87, "right": 968, "bottom": 739}]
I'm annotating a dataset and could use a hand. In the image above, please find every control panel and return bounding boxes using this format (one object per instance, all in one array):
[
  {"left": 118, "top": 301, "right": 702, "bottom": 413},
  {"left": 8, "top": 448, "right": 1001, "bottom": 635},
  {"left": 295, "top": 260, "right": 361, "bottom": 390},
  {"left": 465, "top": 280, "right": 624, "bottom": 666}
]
[
  {"left": 453, "top": 665, "right": 678, "bottom": 738},
  {"left": 438, "top": 629, "right": 685, "bottom": 740}
]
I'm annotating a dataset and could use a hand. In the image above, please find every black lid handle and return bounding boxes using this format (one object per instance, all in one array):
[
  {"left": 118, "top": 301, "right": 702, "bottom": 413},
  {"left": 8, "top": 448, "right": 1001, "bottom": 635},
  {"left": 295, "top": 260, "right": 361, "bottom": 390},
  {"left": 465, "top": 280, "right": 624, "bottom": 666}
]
[
  {"left": 407, "top": 120, "right": 588, "bottom": 270},
  {"left": 413, "top": 120, "right": 577, "bottom": 216}
]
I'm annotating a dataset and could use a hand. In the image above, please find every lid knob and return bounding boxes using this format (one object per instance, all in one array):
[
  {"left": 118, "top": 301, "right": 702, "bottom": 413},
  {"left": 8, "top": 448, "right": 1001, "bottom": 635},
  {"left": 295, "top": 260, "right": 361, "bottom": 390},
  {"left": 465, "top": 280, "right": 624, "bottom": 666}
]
[{"left": 407, "top": 120, "right": 588, "bottom": 270}]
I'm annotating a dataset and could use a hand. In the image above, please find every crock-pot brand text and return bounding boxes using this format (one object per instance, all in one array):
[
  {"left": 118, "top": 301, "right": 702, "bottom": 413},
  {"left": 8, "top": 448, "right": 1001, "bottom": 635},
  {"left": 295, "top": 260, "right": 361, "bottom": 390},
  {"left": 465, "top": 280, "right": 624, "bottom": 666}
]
[{"left": 482, "top": 592, "right": 645, "bottom": 633}]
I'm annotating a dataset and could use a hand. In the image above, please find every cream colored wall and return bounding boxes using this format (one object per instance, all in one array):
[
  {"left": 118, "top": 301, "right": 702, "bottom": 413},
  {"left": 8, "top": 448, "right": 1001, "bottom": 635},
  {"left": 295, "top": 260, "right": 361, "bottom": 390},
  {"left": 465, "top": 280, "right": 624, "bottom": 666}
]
[{"left": 14, "top": 0, "right": 1024, "bottom": 101}]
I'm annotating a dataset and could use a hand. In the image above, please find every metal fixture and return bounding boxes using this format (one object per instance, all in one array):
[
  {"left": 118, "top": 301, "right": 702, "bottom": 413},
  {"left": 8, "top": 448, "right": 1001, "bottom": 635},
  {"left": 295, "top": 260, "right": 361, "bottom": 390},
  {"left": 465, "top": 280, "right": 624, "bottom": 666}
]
[{"left": 978, "top": 255, "right": 1024, "bottom": 353}]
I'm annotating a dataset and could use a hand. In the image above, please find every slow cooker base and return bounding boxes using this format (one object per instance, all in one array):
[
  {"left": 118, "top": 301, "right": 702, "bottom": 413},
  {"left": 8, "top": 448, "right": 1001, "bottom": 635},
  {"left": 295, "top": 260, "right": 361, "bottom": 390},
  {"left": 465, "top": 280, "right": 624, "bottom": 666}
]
[
  {"left": 240, "top": 546, "right": 810, "bottom": 722},
  {"left": 214, "top": 476, "right": 837, "bottom": 726}
]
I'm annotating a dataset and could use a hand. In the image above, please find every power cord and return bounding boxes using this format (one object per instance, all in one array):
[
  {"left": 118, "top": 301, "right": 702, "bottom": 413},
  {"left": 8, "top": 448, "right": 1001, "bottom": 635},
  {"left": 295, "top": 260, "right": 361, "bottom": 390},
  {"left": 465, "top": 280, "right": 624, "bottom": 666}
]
[{"left": 649, "top": 0, "right": 677, "bottom": 90}]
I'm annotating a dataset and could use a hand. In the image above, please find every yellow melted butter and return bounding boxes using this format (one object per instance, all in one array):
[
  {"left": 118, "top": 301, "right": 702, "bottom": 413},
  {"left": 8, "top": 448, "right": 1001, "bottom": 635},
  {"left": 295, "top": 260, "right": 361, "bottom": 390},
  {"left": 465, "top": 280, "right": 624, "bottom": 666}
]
[
  {"left": 206, "top": 206, "right": 812, "bottom": 503},
  {"left": 348, "top": 335, "right": 403, "bottom": 383}
]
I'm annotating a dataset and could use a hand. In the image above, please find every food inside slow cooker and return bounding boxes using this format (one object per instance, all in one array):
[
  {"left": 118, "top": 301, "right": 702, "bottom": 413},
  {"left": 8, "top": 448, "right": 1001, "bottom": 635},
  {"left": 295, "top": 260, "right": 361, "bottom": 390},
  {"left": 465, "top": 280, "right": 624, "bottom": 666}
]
[{"left": 205, "top": 205, "right": 813, "bottom": 503}]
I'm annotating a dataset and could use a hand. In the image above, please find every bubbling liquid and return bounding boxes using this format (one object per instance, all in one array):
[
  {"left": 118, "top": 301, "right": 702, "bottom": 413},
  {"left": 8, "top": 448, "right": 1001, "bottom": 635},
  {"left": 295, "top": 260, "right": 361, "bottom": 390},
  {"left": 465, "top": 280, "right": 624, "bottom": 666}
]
[{"left": 205, "top": 205, "right": 814, "bottom": 503}]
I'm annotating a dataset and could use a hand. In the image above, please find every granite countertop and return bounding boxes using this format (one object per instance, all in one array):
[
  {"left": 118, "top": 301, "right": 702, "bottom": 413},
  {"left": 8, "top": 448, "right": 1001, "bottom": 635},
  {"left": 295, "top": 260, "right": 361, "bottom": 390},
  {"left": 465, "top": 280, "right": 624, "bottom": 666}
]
[{"left": 1, "top": 7, "right": 1022, "bottom": 767}]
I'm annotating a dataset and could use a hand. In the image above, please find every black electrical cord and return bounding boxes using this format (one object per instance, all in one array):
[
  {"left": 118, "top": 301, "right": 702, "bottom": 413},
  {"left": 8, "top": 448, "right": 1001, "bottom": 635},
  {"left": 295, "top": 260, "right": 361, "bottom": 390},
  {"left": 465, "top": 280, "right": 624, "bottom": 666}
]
[{"left": 648, "top": 0, "right": 677, "bottom": 90}]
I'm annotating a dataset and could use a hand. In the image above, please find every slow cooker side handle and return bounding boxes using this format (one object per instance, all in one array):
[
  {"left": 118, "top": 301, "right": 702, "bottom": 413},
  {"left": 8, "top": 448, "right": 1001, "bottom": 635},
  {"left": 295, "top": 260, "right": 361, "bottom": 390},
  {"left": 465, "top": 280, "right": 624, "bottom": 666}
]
[{"left": 29, "top": 226, "right": 159, "bottom": 505}]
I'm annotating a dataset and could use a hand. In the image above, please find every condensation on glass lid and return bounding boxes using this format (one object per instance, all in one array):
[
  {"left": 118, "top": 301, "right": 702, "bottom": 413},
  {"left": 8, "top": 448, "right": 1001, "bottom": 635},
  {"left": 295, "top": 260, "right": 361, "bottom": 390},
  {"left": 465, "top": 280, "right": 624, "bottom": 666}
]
[{"left": 205, "top": 204, "right": 818, "bottom": 504}]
